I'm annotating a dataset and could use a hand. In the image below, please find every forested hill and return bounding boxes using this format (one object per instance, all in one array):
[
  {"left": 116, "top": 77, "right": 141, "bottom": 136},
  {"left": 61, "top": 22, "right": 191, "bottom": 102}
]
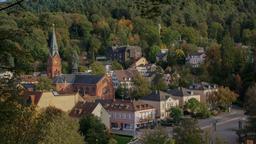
[{"left": 0, "top": 0, "right": 256, "bottom": 91}]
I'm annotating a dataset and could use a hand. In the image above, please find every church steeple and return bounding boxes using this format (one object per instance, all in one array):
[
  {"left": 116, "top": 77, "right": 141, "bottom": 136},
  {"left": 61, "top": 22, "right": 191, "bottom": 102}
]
[
  {"left": 50, "top": 24, "right": 59, "bottom": 56},
  {"left": 47, "top": 24, "right": 62, "bottom": 78}
]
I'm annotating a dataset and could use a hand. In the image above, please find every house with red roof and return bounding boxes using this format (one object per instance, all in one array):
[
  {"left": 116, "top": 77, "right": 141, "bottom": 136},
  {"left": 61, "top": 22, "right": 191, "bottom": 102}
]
[{"left": 99, "top": 100, "right": 156, "bottom": 136}]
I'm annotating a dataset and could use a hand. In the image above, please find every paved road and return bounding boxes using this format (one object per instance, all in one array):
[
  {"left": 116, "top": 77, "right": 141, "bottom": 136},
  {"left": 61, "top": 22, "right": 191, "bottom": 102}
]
[
  {"left": 199, "top": 108, "right": 246, "bottom": 144},
  {"left": 133, "top": 107, "right": 246, "bottom": 144}
]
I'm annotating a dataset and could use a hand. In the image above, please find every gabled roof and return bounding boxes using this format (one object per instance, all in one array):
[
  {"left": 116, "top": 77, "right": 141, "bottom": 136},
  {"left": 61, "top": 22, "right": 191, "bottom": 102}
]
[
  {"left": 52, "top": 74, "right": 103, "bottom": 84},
  {"left": 141, "top": 91, "right": 171, "bottom": 101},
  {"left": 187, "top": 52, "right": 206, "bottom": 58},
  {"left": 113, "top": 70, "right": 139, "bottom": 81},
  {"left": 168, "top": 87, "right": 195, "bottom": 97},
  {"left": 189, "top": 82, "right": 217, "bottom": 90},
  {"left": 69, "top": 102, "right": 100, "bottom": 118},
  {"left": 99, "top": 100, "right": 154, "bottom": 112}
]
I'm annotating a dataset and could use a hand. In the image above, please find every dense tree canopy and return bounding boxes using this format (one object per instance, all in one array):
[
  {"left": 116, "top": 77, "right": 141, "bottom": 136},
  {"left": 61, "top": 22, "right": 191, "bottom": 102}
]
[
  {"left": 36, "top": 77, "right": 52, "bottom": 91},
  {"left": 35, "top": 107, "right": 84, "bottom": 144},
  {"left": 0, "top": 0, "right": 255, "bottom": 96},
  {"left": 173, "top": 118, "right": 203, "bottom": 144},
  {"left": 142, "top": 127, "right": 174, "bottom": 144},
  {"left": 208, "top": 87, "right": 238, "bottom": 111},
  {"left": 0, "top": 75, "right": 84, "bottom": 144},
  {"left": 132, "top": 73, "right": 151, "bottom": 99},
  {"left": 79, "top": 114, "right": 112, "bottom": 144}
]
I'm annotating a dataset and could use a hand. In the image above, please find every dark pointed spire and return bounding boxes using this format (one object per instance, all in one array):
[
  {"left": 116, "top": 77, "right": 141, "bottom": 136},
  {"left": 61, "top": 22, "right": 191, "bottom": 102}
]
[{"left": 50, "top": 24, "right": 59, "bottom": 56}]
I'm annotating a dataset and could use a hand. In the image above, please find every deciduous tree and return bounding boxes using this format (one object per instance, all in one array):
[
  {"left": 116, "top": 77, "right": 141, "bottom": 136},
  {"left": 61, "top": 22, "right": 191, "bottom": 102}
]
[
  {"left": 142, "top": 127, "right": 175, "bottom": 144},
  {"left": 90, "top": 61, "right": 106, "bottom": 75},
  {"left": 79, "top": 114, "right": 111, "bottom": 144},
  {"left": 169, "top": 107, "right": 183, "bottom": 125},
  {"left": 132, "top": 73, "right": 150, "bottom": 99},
  {"left": 173, "top": 118, "right": 203, "bottom": 144},
  {"left": 36, "top": 77, "right": 52, "bottom": 92},
  {"left": 208, "top": 87, "right": 238, "bottom": 111}
]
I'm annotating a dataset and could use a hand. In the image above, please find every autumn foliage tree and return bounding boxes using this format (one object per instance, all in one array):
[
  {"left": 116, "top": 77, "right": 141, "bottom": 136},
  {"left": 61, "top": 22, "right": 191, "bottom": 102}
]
[{"left": 208, "top": 87, "right": 238, "bottom": 111}]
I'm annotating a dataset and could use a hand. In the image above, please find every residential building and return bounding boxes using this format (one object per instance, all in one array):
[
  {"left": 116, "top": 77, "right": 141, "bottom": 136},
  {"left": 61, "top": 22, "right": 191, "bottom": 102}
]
[
  {"left": 189, "top": 82, "right": 218, "bottom": 103},
  {"left": 20, "top": 75, "right": 39, "bottom": 84},
  {"left": 167, "top": 87, "right": 201, "bottom": 106},
  {"left": 163, "top": 73, "right": 172, "bottom": 85},
  {"left": 100, "top": 100, "right": 156, "bottom": 136},
  {"left": 111, "top": 70, "right": 139, "bottom": 89},
  {"left": 129, "top": 57, "right": 157, "bottom": 77},
  {"left": 110, "top": 45, "right": 142, "bottom": 64},
  {"left": 0, "top": 71, "right": 13, "bottom": 79},
  {"left": 156, "top": 49, "right": 169, "bottom": 62},
  {"left": 186, "top": 49, "right": 206, "bottom": 68},
  {"left": 129, "top": 57, "right": 148, "bottom": 68},
  {"left": 156, "top": 53, "right": 167, "bottom": 62},
  {"left": 141, "top": 90, "right": 179, "bottom": 119},
  {"left": 47, "top": 24, "right": 61, "bottom": 78},
  {"left": 24, "top": 91, "right": 82, "bottom": 112},
  {"left": 69, "top": 102, "right": 110, "bottom": 129},
  {"left": 53, "top": 74, "right": 114, "bottom": 100}
]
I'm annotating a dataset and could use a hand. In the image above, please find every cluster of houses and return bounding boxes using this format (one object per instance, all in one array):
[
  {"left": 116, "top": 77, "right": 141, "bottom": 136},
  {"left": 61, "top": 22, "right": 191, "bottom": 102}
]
[{"left": 19, "top": 25, "right": 218, "bottom": 136}]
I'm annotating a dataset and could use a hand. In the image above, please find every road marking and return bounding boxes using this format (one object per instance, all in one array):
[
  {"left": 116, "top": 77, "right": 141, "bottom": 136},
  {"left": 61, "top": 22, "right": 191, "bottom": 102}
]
[{"left": 200, "top": 117, "right": 243, "bottom": 129}]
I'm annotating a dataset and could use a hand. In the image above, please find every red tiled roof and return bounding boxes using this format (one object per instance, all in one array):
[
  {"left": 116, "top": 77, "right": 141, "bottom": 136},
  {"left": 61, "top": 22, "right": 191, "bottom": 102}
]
[
  {"left": 101, "top": 100, "right": 154, "bottom": 112},
  {"left": 114, "top": 70, "right": 139, "bottom": 81},
  {"left": 69, "top": 102, "right": 99, "bottom": 118}
]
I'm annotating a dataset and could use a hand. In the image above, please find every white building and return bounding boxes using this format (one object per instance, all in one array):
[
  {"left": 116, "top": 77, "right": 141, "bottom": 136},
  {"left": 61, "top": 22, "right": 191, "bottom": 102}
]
[
  {"left": 186, "top": 49, "right": 206, "bottom": 67},
  {"left": 189, "top": 82, "right": 218, "bottom": 103},
  {"left": 101, "top": 100, "right": 156, "bottom": 136}
]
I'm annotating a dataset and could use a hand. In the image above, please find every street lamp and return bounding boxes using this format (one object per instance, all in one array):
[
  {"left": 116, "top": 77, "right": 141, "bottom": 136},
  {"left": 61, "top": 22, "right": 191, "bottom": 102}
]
[{"left": 213, "top": 119, "right": 217, "bottom": 131}]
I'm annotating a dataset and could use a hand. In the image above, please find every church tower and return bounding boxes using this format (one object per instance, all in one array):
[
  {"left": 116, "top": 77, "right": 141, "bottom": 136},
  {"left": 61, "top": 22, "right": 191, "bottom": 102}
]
[{"left": 47, "top": 24, "right": 61, "bottom": 78}]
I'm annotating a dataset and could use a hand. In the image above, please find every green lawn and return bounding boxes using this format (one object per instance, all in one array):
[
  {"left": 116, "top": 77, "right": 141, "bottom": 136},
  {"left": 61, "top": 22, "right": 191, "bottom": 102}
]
[{"left": 114, "top": 135, "right": 133, "bottom": 144}]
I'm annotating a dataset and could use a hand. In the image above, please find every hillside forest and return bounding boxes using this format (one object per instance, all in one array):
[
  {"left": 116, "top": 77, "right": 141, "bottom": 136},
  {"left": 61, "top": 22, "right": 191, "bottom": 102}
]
[{"left": 1, "top": 0, "right": 256, "bottom": 98}]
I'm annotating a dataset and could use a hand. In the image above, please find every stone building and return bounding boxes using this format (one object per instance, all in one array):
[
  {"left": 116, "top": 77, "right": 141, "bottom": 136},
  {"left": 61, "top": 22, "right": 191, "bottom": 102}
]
[{"left": 110, "top": 45, "right": 142, "bottom": 65}]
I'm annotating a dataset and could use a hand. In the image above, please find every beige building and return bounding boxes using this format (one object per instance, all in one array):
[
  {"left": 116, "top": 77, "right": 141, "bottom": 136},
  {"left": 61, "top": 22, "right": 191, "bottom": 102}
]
[
  {"left": 189, "top": 82, "right": 218, "bottom": 103},
  {"left": 167, "top": 87, "right": 201, "bottom": 106},
  {"left": 28, "top": 91, "right": 82, "bottom": 112},
  {"left": 69, "top": 102, "right": 110, "bottom": 129},
  {"left": 130, "top": 57, "right": 148, "bottom": 68},
  {"left": 141, "top": 91, "right": 179, "bottom": 119}
]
